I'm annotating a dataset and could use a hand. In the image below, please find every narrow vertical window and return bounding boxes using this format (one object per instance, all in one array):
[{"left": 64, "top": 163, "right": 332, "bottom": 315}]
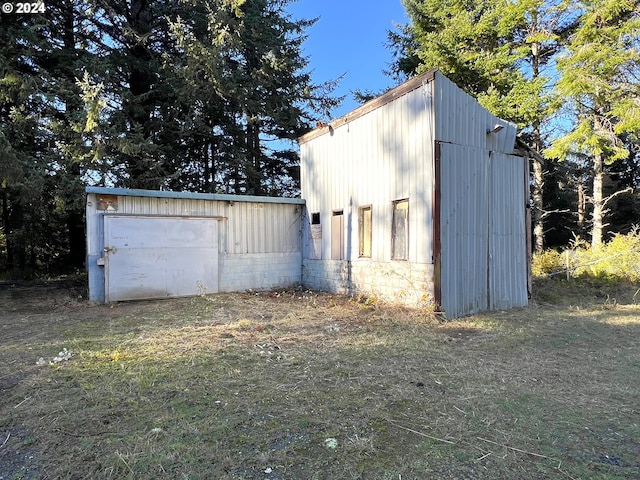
[
  {"left": 358, "top": 206, "right": 372, "bottom": 258},
  {"left": 309, "top": 212, "right": 322, "bottom": 260},
  {"left": 331, "top": 210, "right": 344, "bottom": 260},
  {"left": 392, "top": 199, "right": 409, "bottom": 260}
]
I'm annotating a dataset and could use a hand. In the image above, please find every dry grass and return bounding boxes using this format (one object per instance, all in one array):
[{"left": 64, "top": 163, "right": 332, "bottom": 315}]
[{"left": 1, "top": 278, "right": 639, "bottom": 479}]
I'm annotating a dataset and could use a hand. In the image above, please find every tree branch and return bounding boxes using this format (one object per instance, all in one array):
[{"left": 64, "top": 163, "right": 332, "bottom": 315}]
[{"left": 603, "top": 187, "right": 633, "bottom": 208}]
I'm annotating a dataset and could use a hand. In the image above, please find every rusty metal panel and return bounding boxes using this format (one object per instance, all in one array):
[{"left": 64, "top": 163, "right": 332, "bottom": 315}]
[
  {"left": 104, "top": 216, "right": 218, "bottom": 302},
  {"left": 97, "top": 194, "right": 118, "bottom": 211}
]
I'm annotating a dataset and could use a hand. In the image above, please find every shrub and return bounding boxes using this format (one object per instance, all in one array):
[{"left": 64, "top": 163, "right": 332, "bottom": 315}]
[
  {"left": 531, "top": 249, "right": 564, "bottom": 277},
  {"left": 532, "top": 229, "right": 640, "bottom": 282}
]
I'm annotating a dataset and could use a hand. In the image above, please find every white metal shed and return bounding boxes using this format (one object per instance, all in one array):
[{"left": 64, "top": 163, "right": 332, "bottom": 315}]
[
  {"left": 85, "top": 70, "right": 529, "bottom": 317},
  {"left": 86, "top": 187, "right": 303, "bottom": 302},
  {"left": 299, "top": 69, "right": 530, "bottom": 317}
]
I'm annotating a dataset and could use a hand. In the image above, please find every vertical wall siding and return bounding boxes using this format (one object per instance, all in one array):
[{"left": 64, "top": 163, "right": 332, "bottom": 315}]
[
  {"left": 433, "top": 71, "right": 518, "bottom": 153},
  {"left": 438, "top": 144, "right": 528, "bottom": 318},
  {"left": 86, "top": 192, "right": 303, "bottom": 302},
  {"left": 300, "top": 81, "right": 435, "bottom": 266},
  {"left": 439, "top": 143, "right": 490, "bottom": 317},
  {"left": 113, "top": 196, "right": 301, "bottom": 254},
  {"left": 489, "top": 153, "right": 529, "bottom": 310},
  {"left": 433, "top": 71, "right": 526, "bottom": 317},
  {"left": 300, "top": 71, "right": 527, "bottom": 316}
]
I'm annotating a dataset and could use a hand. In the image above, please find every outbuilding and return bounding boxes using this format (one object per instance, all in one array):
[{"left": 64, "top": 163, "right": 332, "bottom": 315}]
[
  {"left": 299, "top": 68, "right": 530, "bottom": 317},
  {"left": 85, "top": 69, "right": 529, "bottom": 318},
  {"left": 86, "top": 187, "right": 303, "bottom": 302}
]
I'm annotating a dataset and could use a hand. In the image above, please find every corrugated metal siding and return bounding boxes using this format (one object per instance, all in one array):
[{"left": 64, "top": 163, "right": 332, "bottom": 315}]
[
  {"left": 489, "top": 153, "right": 528, "bottom": 310},
  {"left": 433, "top": 71, "right": 518, "bottom": 154},
  {"left": 434, "top": 71, "right": 526, "bottom": 317},
  {"left": 438, "top": 144, "right": 528, "bottom": 318},
  {"left": 300, "top": 80, "right": 435, "bottom": 264},
  {"left": 439, "top": 143, "right": 490, "bottom": 317},
  {"left": 112, "top": 195, "right": 301, "bottom": 255},
  {"left": 300, "top": 70, "right": 527, "bottom": 316}
]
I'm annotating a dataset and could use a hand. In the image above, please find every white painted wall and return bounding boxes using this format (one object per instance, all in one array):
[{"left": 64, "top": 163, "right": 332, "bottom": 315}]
[
  {"left": 300, "top": 79, "right": 436, "bottom": 266},
  {"left": 300, "top": 70, "right": 528, "bottom": 317},
  {"left": 299, "top": 71, "right": 437, "bottom": 305},
  {"left": 86, "top": 188, "right": 303, "bottom": 302}
]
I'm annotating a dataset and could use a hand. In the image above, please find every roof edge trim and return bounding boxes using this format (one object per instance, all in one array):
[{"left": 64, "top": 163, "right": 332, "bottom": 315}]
[
  {"left": 85, "top": 187, "right": 305, "bottom": 205},
  {"left": 299, "top": 68, "right": 438, "bottom": 145}
]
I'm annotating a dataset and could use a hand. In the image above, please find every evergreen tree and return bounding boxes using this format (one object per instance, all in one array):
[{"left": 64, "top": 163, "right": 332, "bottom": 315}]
[
  {"left": 0, "top": 0, "right": 340, "bottom": 276},
  {"left": 0, "top": 11, "right": 60, "bottom": 271},
  {"left": 546, "top": 0, "right": 640, "bottom": 248},
  {"left": 390, "top": 0, "right": 573, "bottom": 251},
  {"left": 167, "top": 0, "right": 339, "bottom": 195}
]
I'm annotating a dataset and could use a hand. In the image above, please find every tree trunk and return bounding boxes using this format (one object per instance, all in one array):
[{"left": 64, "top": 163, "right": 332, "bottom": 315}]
[
  {"left": 245, "top": 119, "right": 263, "bottom": 195},
  {"left": 67, "top": 206, "right": 86, "bottom": 269},
  {"left": 531, "top": 125, "right": 544, "bottom": 253},
  {"left": 124, "top": 0, "right": 156, "bottom": 189},
  {"left": 62, "top": 0, "right": 86, "bottom": 270},
  {"left": 591, "top": 152, "right": 604, "bottom": 249},
  {"left": 577, "top": 173, "right": 586, "bottom": 236},
  {"left": 1, "top": 187, "right": 13, "bottom": 269},
  {"left": 203, "top": 143, "right": 211, "bottom": 192},
  {"left": 530, "top": 28, "right": 545, "bottom": 253}
]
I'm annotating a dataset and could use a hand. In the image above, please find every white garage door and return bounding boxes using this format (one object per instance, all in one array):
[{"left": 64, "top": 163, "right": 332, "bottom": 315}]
[{"left": 104, "top": 216, "right": 218, "bottom": 302}]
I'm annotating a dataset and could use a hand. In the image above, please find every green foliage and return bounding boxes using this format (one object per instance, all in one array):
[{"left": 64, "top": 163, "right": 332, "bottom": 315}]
[
  {"left": 574, "top": 230, "right": 640, "bottom": 281},
  {"left": 392, "top": 0, "right": 640, "bottom": 251},
  {"left": 544, "top": 0, "right": 640, "bottom": 247},
  {"left": 0, "top": 0, "right": 340, "bottom": 276},
  {"left": 393, "top": 0, "right": 563, "bottom": 128},
  {"left": 531, "top": 249, "right": 564, "bottom": 277},
  {"left": 156, "top": 0, "right": 340, "bottom": 195},
  {"left": 532, "top": 230, "right": 640, "bottom": 281}
]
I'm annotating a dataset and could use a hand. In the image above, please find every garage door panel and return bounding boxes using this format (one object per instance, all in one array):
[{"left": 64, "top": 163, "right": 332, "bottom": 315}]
[
  {"left": 104, "top": 216, "right": 218, "bottom": 302},
  {"left": 166, "top": 247, "right": 217, "bottom": 296},
  {"left": 106, "top": 216, "right": 216, "bottom": 249}
]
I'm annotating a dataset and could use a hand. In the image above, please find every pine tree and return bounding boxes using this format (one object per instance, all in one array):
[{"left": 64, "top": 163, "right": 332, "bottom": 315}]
[
  {"left": 167, "top": 0, "right": 339, "bottom": 195},
  {"left": 391, "top": 0, "right": 573, "bottom": 251},
  {"left": 1, "top": 0, "right": 340, "bottom": 276},
  {"left": 78, "top": 0, "right": 340, "bottom": 195},
  {"left": 546, "top": 0, "right": 640, "bottom": 249},
  {"left": 0, "top": 12, "right": 60, "bottom": 271}
]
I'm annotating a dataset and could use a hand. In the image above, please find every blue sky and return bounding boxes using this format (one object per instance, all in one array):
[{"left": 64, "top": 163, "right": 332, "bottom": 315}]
[{"left": 286, "top": 0, "right": 409, "bottom": 119}]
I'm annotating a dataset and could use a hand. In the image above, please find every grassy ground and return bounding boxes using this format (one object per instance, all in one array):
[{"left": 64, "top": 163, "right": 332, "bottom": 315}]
[{"left": 1, "top": 277, "right": 639, "bottom": 479}]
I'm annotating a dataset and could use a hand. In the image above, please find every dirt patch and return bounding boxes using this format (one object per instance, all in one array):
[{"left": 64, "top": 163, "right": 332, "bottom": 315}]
[{"left": 0, "top": 427, "right": 41, "bottom": 480}]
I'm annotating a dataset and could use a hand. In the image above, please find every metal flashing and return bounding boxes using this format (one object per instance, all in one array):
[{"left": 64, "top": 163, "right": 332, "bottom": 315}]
[{"left": 85, "top": 186, "right": 305, "bottom": 205}]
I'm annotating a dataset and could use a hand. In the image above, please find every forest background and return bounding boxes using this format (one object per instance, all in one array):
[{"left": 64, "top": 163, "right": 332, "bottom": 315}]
[{"left": 1, "top": 0, "right": 638, "bottom": 277}]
